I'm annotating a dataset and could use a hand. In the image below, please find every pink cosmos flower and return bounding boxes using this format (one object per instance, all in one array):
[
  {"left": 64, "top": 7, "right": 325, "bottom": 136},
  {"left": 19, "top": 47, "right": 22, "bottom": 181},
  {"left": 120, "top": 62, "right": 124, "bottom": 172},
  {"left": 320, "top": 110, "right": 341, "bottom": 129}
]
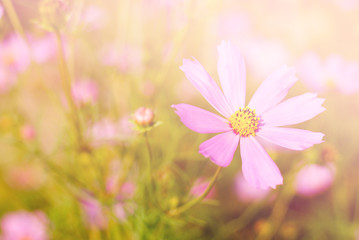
[
  {"left": 0, "top": 34, "right": 30, "bottom": 73},
  {"left": 1, "top": 211, "right": 48, "bottom": 240},
  {"left": 30, "top": 34, "right": 57, "bottom": 64},
  {"left": 81, "top": 5, "right": 107, "bottom": 30},
  {"left": 113, "top": 182, "right": 136, "bottom": 221},
  {"left": 235, "top": 173, "right": 270, "bottom": 203},
  {"left": 172, "top": 41, "right": 325, "bottom": 189},
  {"left": 105, "top": 159, "right": 136, "bottom": 221},
  {"left": 0, "top": 67, "right": 17, "bottom": 93},
  {"left": 332, "top": 0, "right": 359, "bottom": 11},
  {"left": 241, "top": 38, "right": 290, "bottom": 80},
  {"left": 79, "top": 196, "right": 108, "bottom": 229},
  {"left": 6, "top": 164, "right": 45, "bottom": 190},
  {"left": 89, "top": 117, "right": 134, "bottom": 146},
  {"left": 294, "top": 163, "right": 335, "bottom": 197},
  {"left": 20, "top": 124, "right": 36, "bottom": 141},
  {"left": 0, "top": 4, "right": 3, "bottom": 19},
  {"left": 297, "top": 52, "right": 359, "bottom": 95},
  {"left": 100, "top": 44, "right": 143, "bottom": 74},
  {"left": 71, "top": 79, "right": 99, "bottom": 106}
]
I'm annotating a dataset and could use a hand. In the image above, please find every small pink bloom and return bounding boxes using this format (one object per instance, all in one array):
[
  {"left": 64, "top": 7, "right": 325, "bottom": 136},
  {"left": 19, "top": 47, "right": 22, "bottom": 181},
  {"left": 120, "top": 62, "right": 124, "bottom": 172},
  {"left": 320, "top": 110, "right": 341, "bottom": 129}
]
[
  {"left": 113, "top": 182, "right": 136, "bottom": 221},
  {"left": 295, "top": 164, "right": 335, "bottom": 197},
  {"left": 0, "top": 67, "right": 17, "bottom": 94},
  {"left": 332, "top": 0, "right": 359, "bottom": 11},
  {"left": 297, "top": 52, "right": 359, "bottom": 95},
  {"left": 139, "top": 80, "right": 156, "bottom": 97},
  {"left": 6, "top": 164, "right": 45, "bottom": 190},
  {"left": 235, "top": 173, "right": 269, "bottom": 203},
  {"left": 100, "top": 44, "right": 143, "bottom": 74},
  {"left": 20, "top": 124, "right": 36, "bottom": 141},
  {"left": 1, "top": 211, "right": 48, "bottom": 240},
  {"left": 241, "top": 38, "right": 290, "bottom": 80},
  {"left": 0, "top": 4, "right": 3, "bottom": 19},
  {"left": 30, "top": 34, "right": 57, "bottom": 64},
  {"left": 81, "top": 5, "right": 107, "bottom": 30},
  {"left": 118, "top": 182, "right": 136, "bottom": 200},
  {"left": 212, "top": 11, "right": 251, "bottom": 43},
  {"left": 0, "top": 34, "right": 31, "bottom": 73},
  {"left": 190, "top": 178, "right": 215, "bottom": 199},
  {"left": 173, "top": 41, "right": 325, "bottom": 189},
  {"left": 113, "top": 202, "right": 135, "bottom": 222},
  {"left": 71, "top": 79, "right": 98, "bottom": 106},
  {"left": 79, "top": 196, "right": 108, "bottom": 229},
  {"left": 106, "top": 160, "right": 121, "bottom": 195},
  {"left": 134, "top": 107, "right": 154, "bottom": 127},
  {"left": 89, "top": 117, "right": 134, "bottom": 146}
]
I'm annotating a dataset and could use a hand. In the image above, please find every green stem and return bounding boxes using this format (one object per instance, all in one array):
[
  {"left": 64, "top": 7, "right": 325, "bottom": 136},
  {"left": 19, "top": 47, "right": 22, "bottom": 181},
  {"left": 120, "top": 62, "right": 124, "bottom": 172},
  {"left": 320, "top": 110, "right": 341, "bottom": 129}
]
[
  {"left": 168, "top": 166, "right": 222, "bottom": 216},
  {"left": 144, "top": 132, "right": 154, "bottom": 204},
  {"left": 144, "top": 132, "right": 153, "bottom": 181},
  {"left": 54, "top": 29, "right": 84, "bottom": 148}
]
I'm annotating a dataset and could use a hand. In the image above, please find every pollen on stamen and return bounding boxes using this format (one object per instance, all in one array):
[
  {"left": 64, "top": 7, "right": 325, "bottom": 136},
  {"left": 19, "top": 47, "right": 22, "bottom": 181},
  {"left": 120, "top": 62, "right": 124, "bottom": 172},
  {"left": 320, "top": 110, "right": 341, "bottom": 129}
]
[{"left": 228, "top": 106, "right": 260, "bottom": 137}]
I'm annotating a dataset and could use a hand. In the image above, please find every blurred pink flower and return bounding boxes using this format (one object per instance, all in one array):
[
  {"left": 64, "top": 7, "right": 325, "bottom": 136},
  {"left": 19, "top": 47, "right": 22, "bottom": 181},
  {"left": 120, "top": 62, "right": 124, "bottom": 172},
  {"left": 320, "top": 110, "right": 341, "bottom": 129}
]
[
  {"left": 190, "top": 178, "right": 216, "bottom": 199},
  {"left": 139, "top": 80, "right": 156, "bottom": 97},
  {"left": 295, "top": 164, "right": 335, "bottom": 197},
  {"left": 100, "top": 44, "right": 143, "bottom": 74},
  {"left": 20, "top": 124, "right": 36, "bottom": 141},
  {"left": 241, "top": 38, "right": 290, "bottom": 80},
  {"left": 30, "top": 34, "right": 57, "bottom": 64},
  {"left": 213, "top": 11, "right": 251, "bottom": 43},
  {"left": 113, "top": 182, "right": 136, "bottom": 221},
  {"left": 79, "top": 196, "right": 108, "bottom": 229},
  {"left": 0, "top": 67, "right": 16, "bottom": 94},
  {"left": 0, "top": 34, "right": 30, "bottom": 73},
  {"left": 172, "top": 41, "right": 325, "bottom": 189},
  {"left": 71, "top": 79, "right": 98, "bottom": 106},
  {"left": 89, "top": 117, "right": 134, "bottom": 146},
  {"left": 81, "top": 5, "right": 107, "bottom": 30},
  {"left": 332, "top": 0, "right": 359, "bottom": 11},
  {"left": 235, "top": 173, "right": 269, "bottom": 203},
  {"left": 1, "top": 211, "right": 48, "bottom": 240},
  {"left": 297, "top": 52, "right": 359, "bottom": 95},
  {"left": 6, "top": 164, "right": 46, "bottom": 190},
  {"left": 0, "top": 4, "right": 3, "bottom": 19}
]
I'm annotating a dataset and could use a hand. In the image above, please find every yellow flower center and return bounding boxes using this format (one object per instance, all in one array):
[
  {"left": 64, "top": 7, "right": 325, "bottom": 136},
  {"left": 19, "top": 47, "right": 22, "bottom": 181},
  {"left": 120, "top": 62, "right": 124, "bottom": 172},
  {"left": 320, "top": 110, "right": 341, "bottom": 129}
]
[{"left": 228, "top": 106, "right": 260, "bottom": 137}]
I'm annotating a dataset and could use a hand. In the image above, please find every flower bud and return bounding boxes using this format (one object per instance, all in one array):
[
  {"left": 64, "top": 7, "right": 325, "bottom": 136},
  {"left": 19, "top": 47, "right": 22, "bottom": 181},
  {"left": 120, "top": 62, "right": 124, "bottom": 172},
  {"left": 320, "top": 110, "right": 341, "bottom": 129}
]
[
  {"left": 20, "top": 124, "right": 36, "bottom": 141},
  {"left": 134, "top": 107, "right": 154, "bottom": 127}
]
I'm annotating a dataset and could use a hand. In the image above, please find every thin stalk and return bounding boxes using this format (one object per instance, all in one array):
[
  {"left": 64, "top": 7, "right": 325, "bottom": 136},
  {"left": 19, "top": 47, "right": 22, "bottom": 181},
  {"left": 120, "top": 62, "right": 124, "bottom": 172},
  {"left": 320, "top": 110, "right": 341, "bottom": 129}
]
[
  {"left": 144, "top": 132, "right": 153, "bottom": 181},
  {"left": 2, "top": 0, "right": 27, "bottom": 40},
  {"left": 168, "top": 166, "right": 222, "bottom": 216},
  {"left": 144, "top": 132, "right": 154, "bottom": 203},
  {"left": 54, "top": 29, "right": 84, "bottom": 148}
]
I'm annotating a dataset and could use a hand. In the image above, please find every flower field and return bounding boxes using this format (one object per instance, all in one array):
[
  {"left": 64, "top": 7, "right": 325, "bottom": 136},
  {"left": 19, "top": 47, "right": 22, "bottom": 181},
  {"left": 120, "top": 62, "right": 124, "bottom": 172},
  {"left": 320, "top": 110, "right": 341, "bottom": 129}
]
[{"left": 0, "top": 0, "right": 359, "bottom": 239}]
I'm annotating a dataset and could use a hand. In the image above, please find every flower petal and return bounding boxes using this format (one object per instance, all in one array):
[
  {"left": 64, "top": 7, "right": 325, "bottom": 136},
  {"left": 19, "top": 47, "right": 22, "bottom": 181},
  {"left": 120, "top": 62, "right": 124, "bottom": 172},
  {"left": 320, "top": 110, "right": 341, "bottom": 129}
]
[
  {"left": 248, "top": 66, "right": 297, "bottom": 115},
  {"left": 217, "top": 40, "right": 246, "bottom": 111},
  {"left": 172, "top": 104, "right": 231, "bottom": 133},
  {"left": 257, "top": 126, "right": 324, "bottom": 150},
  {"left": 240, "top": 136, "right": 283, "bottom": 189},
  {"left": 180, "top": 58, "right": 233, "bottom": 117},
  {"left": 261, "top": 93, "right": 325, "bottom": 127},
  {"left": 199, "top": 131, "right": 239, "bottom": 167}
]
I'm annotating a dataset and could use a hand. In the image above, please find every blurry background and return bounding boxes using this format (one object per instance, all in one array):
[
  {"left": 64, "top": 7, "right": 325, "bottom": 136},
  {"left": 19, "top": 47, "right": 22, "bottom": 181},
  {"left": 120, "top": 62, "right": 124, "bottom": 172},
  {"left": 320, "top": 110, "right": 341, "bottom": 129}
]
[{"left": 0, "top": 0, "right": 359, "bottom": 239}]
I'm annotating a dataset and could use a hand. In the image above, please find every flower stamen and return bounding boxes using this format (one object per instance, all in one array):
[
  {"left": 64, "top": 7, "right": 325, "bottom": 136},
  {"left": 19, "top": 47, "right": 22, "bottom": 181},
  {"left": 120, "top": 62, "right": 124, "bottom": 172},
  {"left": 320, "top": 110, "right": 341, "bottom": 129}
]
[{"left": 228, "top": 106, "right": 260, "bottom": 137}]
